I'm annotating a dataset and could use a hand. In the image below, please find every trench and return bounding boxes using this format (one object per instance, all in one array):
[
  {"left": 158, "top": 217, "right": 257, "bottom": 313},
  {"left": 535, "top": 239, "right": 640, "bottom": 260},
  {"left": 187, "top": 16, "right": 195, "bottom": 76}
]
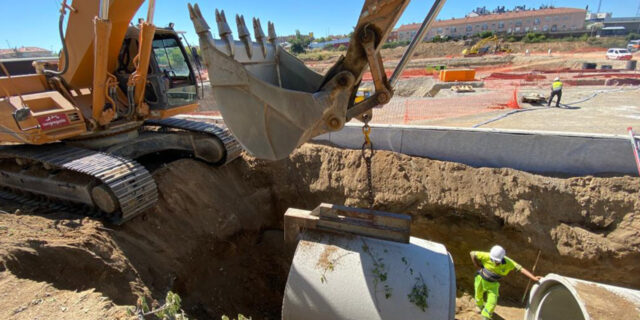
[{"left": 1, "top": 143, "right": 639, "bottom": 319}]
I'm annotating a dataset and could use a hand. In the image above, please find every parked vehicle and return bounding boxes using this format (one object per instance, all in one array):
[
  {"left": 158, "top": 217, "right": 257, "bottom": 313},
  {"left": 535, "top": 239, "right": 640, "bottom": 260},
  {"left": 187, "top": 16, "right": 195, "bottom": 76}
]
[
  {"left": 628, "top": 40, "right": 640, "bottom": 52},
  {"left": 606, "top": 48, "right": 633, "bottom": 60}
]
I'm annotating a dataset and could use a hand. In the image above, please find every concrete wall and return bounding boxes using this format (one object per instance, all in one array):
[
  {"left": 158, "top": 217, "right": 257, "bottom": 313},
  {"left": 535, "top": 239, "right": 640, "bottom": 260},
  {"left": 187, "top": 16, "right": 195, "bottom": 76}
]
[{"left": 314, "top": 124, "right": 638, "bottom": 176}]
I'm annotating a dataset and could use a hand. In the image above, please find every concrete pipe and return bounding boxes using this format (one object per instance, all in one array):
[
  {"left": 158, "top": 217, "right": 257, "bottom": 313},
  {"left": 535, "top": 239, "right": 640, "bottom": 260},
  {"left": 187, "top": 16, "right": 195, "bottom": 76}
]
[
  {"left": 282, "top": 231, "right": 456, "bottom": 320},
  {"left": 525, "top": 273, "right": 640, "bottom": 320}
]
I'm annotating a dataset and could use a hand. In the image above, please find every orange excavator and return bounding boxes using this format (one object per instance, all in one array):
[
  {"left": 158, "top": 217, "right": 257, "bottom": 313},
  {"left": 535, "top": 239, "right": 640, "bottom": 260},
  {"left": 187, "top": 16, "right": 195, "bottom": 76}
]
[
  {"left": 0, "top": 0, "right": 240, "bottom": 223},
  {"left": 0, "top": 0, "right": 446, "bottom": 224}
]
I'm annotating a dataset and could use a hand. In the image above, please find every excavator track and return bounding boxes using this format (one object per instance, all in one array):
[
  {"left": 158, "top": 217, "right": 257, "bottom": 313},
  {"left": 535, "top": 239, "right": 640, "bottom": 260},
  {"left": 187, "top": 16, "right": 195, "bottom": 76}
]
[
  {"left": 144, "top": 117, "right": 243, "bottom": 165},
  {"left": 0, "top": 144, "right": 157, "bottom": 224}
]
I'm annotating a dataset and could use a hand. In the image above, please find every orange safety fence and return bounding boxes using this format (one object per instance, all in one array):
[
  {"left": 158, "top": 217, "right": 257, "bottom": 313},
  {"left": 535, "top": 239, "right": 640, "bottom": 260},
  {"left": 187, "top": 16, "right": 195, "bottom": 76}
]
[{"left": 369, "top": 86, "right": 519, "bottom": 125}]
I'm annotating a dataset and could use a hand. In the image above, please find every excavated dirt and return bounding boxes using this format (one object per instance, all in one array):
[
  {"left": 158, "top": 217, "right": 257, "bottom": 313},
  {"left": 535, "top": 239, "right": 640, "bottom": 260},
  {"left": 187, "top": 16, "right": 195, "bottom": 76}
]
[{"left": 1, "top": 143, "right": 639, "bottom": 319}]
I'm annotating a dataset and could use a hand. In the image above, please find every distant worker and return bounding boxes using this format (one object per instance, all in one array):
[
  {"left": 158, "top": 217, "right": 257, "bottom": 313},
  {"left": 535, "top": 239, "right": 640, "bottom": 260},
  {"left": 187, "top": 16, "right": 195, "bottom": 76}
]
[
  {"left": 470, "top": 245, "right": 542, "bottom": 320},
  {"left": 548, "top": 77, "right": 563, "bottom": 107}
]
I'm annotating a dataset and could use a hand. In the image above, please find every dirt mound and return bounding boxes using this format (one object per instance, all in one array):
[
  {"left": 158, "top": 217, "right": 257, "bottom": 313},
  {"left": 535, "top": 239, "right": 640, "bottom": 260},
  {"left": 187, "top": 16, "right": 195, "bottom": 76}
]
[
  {"left": 1, "top": 144, "right": 638, "bottom": 319},
  {"left": 0, "top": 159, "right": 288, "bottom": 319},
  {"left": 361, "top": 77, "right": 436, "bottom": 97}
]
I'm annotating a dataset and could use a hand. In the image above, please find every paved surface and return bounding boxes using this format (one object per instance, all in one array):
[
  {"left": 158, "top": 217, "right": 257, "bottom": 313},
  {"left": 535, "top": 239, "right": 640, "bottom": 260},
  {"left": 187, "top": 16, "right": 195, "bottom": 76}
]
[{"left": 414, "top": 86, "right": 640, "bottom": 135}]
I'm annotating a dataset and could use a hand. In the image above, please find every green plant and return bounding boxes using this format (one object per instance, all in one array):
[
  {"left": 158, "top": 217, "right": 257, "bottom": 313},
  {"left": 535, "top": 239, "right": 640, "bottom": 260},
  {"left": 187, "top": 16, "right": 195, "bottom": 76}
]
[
  {"left": 382, "top": 40, "right": 410, "bottom": 49},
  {"left": 523, "top": 32, "right": 546, "bottom": 43},
  {"left": 362, "top": 240, "right": 393, "bottom": 301},
  {"left": 407, "top": 274, "right": 429, "bottom": 312},
  {"left": 289, "top": 29, "right": 312, "bottom": 54},
  {"left": 319, "top": 252, "right": 352, "bottom": 283},
  {"left": 337, "top": 44, "right": 347, "bottom": 51},
  {"left": 127, "top": 291, "right": 188, "bottom": 320},
  {"left": 627, "top": 33, "right": 640, "bottom": 41},
  {"left": 478, "top": 31, "right": 494, "bottom": 39}
]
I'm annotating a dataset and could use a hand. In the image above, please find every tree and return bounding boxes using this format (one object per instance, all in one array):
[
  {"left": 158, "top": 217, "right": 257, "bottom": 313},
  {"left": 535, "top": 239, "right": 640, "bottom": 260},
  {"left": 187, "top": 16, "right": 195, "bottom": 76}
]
[
  {"left": 290, "top": 29, "right": 312, "bottom": 54},
  {"left": 290, "top": 39, "right": 306, "bottom": 54}
]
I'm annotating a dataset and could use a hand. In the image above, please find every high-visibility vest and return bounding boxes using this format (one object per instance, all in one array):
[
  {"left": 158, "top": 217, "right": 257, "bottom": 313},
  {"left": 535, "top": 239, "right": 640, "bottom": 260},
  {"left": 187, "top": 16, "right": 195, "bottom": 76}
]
[{"left": 552, "top": 81, "right": 563, "bottom": 91}]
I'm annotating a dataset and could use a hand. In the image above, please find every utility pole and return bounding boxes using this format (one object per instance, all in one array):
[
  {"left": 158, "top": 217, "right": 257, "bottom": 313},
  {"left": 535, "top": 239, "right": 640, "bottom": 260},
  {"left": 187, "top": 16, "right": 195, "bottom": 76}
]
[
  {"left": 636, "top": 0, "right": 640, "bottom": 16},
  {"left": 596, "top": 0, "right": 602, "bottom": 13}
]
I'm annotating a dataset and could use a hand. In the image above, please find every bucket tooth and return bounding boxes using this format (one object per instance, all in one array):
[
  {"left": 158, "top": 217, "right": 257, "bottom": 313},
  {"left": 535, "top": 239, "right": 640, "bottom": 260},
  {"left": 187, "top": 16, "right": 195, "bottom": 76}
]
[
  {"left": 267, "top": 21, "right": 277, "bottom": 45},
  {"left": 252, "top": 17, "right": 267, "bottom": 58},
  {"left": 236, "top": 14, "right": 252, "bottom": 59},
  {"left": 187, "top": 3, "right": 210, "bottom": 34},
  {"left": 215, "top": 9, "right": 235, "bottom": 56}
]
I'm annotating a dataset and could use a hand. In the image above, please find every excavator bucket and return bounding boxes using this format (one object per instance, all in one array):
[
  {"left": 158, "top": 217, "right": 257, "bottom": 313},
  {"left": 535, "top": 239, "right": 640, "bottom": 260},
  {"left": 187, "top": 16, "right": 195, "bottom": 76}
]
[{"left": 188, "top": 1, "right": 412, "bottom": 160}]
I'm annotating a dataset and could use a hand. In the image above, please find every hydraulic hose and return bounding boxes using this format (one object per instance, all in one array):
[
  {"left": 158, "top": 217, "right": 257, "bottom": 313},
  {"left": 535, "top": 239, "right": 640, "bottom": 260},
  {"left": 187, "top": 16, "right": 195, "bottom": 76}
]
[{"left": 44, "top": 3, "right": 70, "bottom": 77}]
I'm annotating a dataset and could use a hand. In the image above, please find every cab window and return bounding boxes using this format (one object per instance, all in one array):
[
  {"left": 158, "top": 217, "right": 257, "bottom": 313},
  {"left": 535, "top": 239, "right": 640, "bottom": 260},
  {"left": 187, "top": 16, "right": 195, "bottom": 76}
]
[
  {"left": 153, "top": 38, "right": 190, "bottom": 78},
  {"left": 152, "top": 37, "right": 196, "bottom": 107}
]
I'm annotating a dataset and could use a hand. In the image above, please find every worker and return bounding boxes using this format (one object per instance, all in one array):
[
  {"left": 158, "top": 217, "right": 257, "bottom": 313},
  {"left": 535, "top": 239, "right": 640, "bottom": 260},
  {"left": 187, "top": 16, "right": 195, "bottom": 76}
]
[
  {"left": 470, "top": 245, "right": 542, "bottom": 320},
  {"left": 548, "top": 77, "right": 563, "bottom": 107}
]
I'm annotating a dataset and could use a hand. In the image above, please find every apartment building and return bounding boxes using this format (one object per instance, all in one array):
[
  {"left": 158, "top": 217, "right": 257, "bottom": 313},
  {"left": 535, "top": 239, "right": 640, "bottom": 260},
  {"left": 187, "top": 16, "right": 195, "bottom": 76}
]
[{"left": 393, "top": 7, "right": 586, "bottom": 42}]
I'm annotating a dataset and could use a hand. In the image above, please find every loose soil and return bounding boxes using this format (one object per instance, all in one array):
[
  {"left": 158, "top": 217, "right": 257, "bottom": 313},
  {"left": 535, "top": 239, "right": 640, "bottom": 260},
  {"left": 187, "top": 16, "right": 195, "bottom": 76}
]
[{"left": 1, "top": 143, "right": 639, "bottom": 319}]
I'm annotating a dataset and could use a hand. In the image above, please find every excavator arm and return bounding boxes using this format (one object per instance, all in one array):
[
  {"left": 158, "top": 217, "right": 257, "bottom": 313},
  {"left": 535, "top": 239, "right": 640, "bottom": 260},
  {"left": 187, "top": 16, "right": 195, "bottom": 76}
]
[{"left": 189, "top": 0, "right": 446, "bottom": 160}]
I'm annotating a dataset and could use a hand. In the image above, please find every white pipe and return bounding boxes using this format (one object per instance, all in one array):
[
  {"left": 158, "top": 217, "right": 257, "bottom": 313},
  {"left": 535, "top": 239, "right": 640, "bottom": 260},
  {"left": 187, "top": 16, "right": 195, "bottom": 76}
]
[
  {"left": 283, "top": 231, "right": 456, "bottom": 319},
  {"left": 525, "top": 273, "right": 640, "bottom": 320}
]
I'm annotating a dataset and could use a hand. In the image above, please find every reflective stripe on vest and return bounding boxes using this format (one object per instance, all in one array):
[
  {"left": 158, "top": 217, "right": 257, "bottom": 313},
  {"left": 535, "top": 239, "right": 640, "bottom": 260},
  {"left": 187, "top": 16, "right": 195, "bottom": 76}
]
[
  {"left": 479, "top": 268, "right": 502, "bottom": 282},
  {"left": 552, "top": 81, "right": 563, "bottom": 91}
]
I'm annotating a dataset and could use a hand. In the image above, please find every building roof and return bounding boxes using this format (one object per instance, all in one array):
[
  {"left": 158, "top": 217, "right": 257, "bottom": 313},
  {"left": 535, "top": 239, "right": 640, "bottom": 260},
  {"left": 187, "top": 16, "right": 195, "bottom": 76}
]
[
  {"left": 0, "top": 47, "right": 51, "bottom": 55},
  {"left": 396, "top": 7, "right": 586, "bottom": 31}
]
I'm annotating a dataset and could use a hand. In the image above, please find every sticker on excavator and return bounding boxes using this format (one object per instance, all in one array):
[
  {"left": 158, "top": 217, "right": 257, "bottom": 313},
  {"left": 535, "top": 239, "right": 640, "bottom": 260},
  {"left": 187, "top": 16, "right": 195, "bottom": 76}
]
[{"left": 36, "top": 113, "right": 70, "bottom": 130}]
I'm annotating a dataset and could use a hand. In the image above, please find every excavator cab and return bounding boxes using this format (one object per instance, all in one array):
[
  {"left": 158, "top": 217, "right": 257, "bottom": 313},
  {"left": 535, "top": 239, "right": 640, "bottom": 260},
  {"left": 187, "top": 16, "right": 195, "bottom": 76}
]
[{"left": 117, "top": 26, "right": 199, "bottom": 117}]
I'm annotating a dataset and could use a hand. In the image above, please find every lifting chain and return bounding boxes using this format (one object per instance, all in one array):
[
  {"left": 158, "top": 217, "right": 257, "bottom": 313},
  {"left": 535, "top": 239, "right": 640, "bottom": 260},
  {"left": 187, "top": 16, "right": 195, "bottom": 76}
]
[{"left": 361, "top": 114, "right": 375, "bottom": 209}]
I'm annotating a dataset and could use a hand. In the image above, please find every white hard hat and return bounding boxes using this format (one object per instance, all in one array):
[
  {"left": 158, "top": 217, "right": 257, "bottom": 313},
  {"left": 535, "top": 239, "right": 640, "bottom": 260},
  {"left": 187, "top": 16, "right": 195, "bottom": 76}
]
[
  {"left": 490, "top": 245, "right": 506, "bottom": 262},
  {"left": 554, "top": 77, "right": 560, "bottom": 81}
]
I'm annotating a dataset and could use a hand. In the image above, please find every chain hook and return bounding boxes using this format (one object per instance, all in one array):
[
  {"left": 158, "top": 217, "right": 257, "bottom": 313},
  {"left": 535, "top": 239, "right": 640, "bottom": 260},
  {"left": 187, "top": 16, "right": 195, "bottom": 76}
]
[{"left": 361, "top": 114, "right": 374, "bottom": 209}]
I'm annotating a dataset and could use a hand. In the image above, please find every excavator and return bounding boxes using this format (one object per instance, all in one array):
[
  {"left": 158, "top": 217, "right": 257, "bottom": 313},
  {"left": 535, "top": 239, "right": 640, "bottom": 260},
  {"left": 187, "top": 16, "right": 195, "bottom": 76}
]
[
  {"left": 2, "top": 1, "right": 464, "bottom": 318},
  {"left": 0, "top": 0, "right": 445, "bottom": 223},
  {"left": 0, "top": 0, "right": 241, "bottom": 224},
  {"left": 462, "top": 34, "right": 512, "bottom": 57}
]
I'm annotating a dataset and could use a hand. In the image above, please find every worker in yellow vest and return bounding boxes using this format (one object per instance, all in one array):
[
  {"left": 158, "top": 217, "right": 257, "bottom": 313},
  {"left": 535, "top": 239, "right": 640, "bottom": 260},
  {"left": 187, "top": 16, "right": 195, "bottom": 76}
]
[
  {"left": 470, "top": 245, "right": 542, "bottom": 319},
  {"left": 548, "top": 77, "right": 563, "bottom": 107}
]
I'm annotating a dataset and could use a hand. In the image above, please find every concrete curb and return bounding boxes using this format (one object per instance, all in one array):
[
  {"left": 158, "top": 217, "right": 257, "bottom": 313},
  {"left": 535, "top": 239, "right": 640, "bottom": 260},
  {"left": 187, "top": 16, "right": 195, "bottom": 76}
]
[{"left": 315, "top": 124, "right": 637, "bottom": 176}]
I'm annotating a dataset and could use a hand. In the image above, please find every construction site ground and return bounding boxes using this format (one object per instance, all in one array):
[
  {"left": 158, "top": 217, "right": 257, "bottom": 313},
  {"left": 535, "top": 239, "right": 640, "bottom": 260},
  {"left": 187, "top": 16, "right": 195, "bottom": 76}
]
[
  {"left": 199, "top": 41, "right": 640, "bottom": 135},
  {"left": 2, "top": 40, "right": 640, "bottom": 319},
  {"left": 1, "top": 144, "right": 639, "bottom": 319}
]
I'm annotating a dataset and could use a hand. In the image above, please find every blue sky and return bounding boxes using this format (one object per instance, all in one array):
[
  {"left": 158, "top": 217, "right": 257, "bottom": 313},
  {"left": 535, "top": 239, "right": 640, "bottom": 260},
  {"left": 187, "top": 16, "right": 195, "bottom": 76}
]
[{"left": 0, "top": 0, "right": 631, "bottom": 51}]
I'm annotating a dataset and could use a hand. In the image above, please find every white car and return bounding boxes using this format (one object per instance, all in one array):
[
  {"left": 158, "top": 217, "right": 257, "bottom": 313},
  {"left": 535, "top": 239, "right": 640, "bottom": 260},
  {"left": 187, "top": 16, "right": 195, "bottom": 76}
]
[{"left": 606, "top": 48, "right": 633, "bottom": 60}]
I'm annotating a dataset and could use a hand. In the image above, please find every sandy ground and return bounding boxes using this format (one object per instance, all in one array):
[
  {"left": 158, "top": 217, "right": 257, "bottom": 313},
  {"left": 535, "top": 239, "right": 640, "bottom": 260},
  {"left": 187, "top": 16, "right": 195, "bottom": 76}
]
[{"left": 1, "top": 144, "right": 638, "bottom": 319}]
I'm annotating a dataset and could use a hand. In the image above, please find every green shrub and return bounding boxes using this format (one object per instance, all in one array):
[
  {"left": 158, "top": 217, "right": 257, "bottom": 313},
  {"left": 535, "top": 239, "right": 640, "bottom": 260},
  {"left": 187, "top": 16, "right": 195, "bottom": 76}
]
[
  {"left": 478, "top": 31, "right": 494, "bottom": 39},
  {"left": 626, "top": 33, "right": 640, "bottom": 41},
  {"left": 523, "top": 32, "right": 546, "bottom": 43}
]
